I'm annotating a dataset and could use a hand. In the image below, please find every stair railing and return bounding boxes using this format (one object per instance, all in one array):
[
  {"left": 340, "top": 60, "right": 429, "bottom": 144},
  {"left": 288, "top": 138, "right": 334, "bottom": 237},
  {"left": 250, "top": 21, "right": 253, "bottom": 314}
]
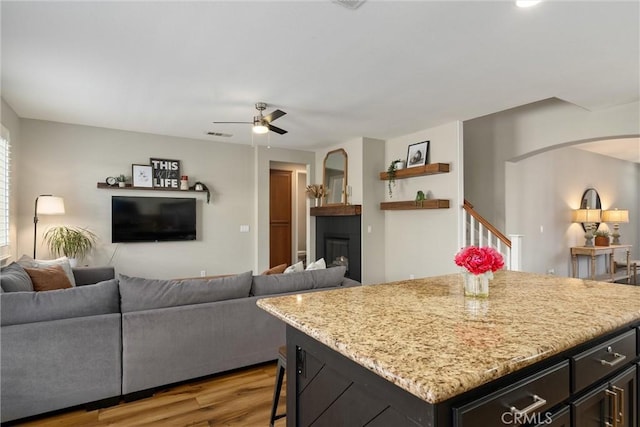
[{"left": 462, "top": 200, "right": 522, "bottom": 271}]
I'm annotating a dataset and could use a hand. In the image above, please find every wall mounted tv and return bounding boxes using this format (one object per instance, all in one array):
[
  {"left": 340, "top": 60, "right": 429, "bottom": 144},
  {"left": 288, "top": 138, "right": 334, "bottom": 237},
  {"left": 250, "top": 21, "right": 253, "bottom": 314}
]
[{"left": 112, "top": 196, "right": 196, "bottom": 243}]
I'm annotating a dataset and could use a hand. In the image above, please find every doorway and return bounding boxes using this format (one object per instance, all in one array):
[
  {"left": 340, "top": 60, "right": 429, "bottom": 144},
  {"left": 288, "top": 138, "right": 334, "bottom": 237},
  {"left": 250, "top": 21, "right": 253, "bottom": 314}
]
[{"left": 269, "top": 163, "right": 307, "bottom": 268}]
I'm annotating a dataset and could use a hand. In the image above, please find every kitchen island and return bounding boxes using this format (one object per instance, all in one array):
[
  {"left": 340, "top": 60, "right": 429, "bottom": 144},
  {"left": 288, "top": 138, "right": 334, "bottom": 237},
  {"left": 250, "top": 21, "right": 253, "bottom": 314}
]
[{"left": 257, "top": 270, "right": 640, "bottom": 427}]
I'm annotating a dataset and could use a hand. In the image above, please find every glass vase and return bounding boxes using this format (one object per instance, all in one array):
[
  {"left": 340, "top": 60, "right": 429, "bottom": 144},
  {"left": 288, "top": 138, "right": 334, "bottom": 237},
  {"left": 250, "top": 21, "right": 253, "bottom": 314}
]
[{"left": 464, "top": 273, "right": 490, "bottom": 298}]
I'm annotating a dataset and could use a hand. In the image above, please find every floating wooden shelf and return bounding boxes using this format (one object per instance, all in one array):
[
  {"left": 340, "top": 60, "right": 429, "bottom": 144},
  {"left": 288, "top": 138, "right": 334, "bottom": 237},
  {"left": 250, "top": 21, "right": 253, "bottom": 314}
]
[
  {"left": 380, "top": 199, "right": 450, "bottom": 210},
  {"left": 96, "top": 183, "right": 206, "bottom": 193},
  {"left": 379, "top": 163, "right": 450, "bottom": 180},
  {"left": 310, "top": 205, "right": 362, "bottom": 216}
]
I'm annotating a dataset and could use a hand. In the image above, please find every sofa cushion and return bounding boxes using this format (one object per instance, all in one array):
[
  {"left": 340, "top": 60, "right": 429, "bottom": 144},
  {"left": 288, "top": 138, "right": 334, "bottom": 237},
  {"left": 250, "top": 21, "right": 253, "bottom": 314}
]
[
  {"left": 24, "top": 265, "right": 74, "bottom": 291},
  {"left": 0, "top": 262, "right": 34, "bottom": 292},
  {"left": 119, "top": 271, "right": 253, "bottom": 313},
  {"left": 251, "top": 270, "right": 316, "bottom": 296},
  {"left": 17, "top": 255, "right": 76, "bottom": 287},
  {"left": 261, "top": 264, "right": 288, "bottom": 275},
  {"left": 311, "top": 266, "right": 347, "bottom": 289},
  {"left": 0, "top": 279, "right": 120, "bottom": 326}
]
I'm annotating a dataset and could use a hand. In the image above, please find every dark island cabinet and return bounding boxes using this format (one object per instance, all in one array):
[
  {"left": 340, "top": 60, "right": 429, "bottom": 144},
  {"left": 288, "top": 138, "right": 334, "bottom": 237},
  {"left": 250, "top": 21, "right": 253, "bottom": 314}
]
[
  {"left": 572, "top": 365, "right": 636, "bottom": 427},
  {"left": 532, "top": 406, "right": 570, "bottom": 427},
  {"left": 286, "top": 324, "right": 639, "bottom": 427}
]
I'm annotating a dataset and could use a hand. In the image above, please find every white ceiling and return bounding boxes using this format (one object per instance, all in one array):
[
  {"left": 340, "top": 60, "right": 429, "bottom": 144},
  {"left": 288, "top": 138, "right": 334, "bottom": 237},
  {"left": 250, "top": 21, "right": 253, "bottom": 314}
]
[
  {"left": 1, "top": 1, "right": 639, "bottom": 151},
  {"left": 574, "top": 137, "right": 640, "bottom": 164}
]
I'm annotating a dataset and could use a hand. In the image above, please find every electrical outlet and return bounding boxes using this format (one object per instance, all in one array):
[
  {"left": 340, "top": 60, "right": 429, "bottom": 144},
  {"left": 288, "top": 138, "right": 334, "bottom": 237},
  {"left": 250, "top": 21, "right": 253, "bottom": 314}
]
[
  {"left": 547, "top": 268, "right": 555, "bottom": 275},
  {"left": 200, "top": 270, "right": 206, "bottom": 277},
  {"left": 409, "top": 274, "right": 415, "bottom": 280}
]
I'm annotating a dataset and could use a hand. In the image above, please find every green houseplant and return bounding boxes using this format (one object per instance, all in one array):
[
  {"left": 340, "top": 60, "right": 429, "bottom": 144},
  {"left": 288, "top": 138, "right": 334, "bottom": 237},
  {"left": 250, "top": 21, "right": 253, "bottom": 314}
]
[
  {"left": 43, "top": 226, "right": 98, "bottom": 266},
  {"left": 386, "top": 159, "right": 403, "bottom": 197},
  {"left": 116, "top": 174, "right": 127, "bottom": 187}
]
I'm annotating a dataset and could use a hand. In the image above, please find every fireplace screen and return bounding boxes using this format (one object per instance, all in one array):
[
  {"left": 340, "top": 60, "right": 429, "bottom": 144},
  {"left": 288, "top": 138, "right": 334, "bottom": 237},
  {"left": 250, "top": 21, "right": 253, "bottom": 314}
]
[{"left": 325, "top": 236, "right": 349, "bottom": 273}]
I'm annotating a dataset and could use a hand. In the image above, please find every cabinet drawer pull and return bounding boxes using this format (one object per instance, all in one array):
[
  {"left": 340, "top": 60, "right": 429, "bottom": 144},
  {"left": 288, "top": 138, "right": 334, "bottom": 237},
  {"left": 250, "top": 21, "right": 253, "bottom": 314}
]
[
  {"left": 612, "top": 386, "right": 624, "bottom": 426},
  {"left": 599, "top": 352, "right": 626, "bottom": 367},
  {"left": 509, "top": 394, "right": 547, "bottom": 417},
  {"left": 605, "top": 389, "right": 618, "bottom": 427}
]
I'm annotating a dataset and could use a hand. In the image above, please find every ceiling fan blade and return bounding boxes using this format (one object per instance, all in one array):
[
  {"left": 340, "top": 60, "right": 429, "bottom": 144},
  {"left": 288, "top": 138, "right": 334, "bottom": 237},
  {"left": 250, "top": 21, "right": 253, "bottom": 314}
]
[
  {"left": 212, "top": 121, "right": 252, "bottom": 124},
  {"left": 263, "top": 109, "right": 286, "bottom": 123},
  {"left": 268, "top": 124, "right": 288, "bottom": 135}
]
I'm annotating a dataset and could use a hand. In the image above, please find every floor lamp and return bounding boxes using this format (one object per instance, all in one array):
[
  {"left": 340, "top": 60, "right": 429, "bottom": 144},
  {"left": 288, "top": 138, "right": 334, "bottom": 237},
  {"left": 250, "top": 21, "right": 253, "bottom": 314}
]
[{"left": 33, "top": 194, "right": 65, "bottom": 258}]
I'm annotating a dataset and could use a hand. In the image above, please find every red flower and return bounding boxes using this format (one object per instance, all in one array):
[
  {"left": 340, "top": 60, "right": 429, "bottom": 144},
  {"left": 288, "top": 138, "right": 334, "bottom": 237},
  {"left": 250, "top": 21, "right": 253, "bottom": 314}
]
[{"left": 454, "top": 246, "right": 504, "bottom": 275}]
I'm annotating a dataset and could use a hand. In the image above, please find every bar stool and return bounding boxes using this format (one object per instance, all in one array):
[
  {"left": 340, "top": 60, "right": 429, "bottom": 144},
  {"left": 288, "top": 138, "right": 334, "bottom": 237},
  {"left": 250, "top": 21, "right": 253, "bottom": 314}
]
[{"left": 269, "top": 346, "right": 287, "bottom": 427}]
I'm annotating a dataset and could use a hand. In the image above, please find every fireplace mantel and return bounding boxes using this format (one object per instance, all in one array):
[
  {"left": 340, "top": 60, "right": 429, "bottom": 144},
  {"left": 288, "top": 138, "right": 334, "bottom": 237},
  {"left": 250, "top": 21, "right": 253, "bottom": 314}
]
[{"left": 310, "top": 205, "right": 361, "bottom": 217}]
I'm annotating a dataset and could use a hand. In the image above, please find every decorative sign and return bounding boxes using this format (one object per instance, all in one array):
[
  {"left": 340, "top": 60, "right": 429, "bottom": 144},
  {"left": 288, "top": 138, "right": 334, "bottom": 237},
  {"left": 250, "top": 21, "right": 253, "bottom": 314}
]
[{"left": 150, "top": 158, "right": 180, "bottom": 189}]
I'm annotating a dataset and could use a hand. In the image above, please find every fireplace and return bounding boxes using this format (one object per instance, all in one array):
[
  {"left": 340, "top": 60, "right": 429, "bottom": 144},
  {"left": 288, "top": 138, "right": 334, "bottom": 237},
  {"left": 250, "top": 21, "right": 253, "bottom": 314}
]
[{"left": 315, "top": 215, "right": 361, "bottom": 282}]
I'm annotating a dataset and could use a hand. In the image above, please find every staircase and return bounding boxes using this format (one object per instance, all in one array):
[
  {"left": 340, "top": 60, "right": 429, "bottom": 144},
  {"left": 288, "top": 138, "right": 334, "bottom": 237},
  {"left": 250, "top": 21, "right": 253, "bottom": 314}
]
[{"left": 462, "top": 200, "right": 522, "bottom": 271}]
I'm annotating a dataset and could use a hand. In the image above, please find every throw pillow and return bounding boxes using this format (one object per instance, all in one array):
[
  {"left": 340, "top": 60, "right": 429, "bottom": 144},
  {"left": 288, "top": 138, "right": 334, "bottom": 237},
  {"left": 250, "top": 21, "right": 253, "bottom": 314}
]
[
  {"left": 17, "top": 255, "right": 76, "bottom": 287},
  {"left": 0, "top": 279, "right": 120, "bottom": 326},
  {"left": 283, "top": 261, "right": 304, "bottom": 274},
  {"left": 0, "top": 262, "right": 34, "bottom": 292},
  {"left": 261, "top": 264, "right": 288, "bottom": 275},
  {"left": 305, "top": 258, "right": 326, "bottom": 271},
  {"left": 118, "top": 271, "right": 253, "bottom": 313},
  {"left": 24, "top": 265, "right": 73, "bottom": 292}
]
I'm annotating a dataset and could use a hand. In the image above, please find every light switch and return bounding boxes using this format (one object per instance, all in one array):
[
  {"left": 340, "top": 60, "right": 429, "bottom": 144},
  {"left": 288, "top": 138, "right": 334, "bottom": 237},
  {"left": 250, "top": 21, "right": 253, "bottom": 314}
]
[{"left": 240, "top": 225, "right": 250, "bottom": 233}]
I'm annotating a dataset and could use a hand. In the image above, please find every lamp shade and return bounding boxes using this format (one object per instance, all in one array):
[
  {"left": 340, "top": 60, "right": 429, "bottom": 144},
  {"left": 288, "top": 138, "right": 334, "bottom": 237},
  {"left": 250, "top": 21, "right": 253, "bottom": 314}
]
[
  {"left": 37, "top": 196, "right": 65, "bottom": 215},
  {"left": 572, "top": 208, "right": 601, "bottom": 223},
  {"left": 602, "top": 209, "right": 629, "bottom": 223}
]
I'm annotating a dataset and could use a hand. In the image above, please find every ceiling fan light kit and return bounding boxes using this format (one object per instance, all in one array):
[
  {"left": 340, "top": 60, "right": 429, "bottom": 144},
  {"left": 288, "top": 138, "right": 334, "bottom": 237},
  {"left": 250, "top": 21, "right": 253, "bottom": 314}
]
[
  {"left": 252, "top": 123, "right": 269, "bottom": 134},
  {"left": 213, "top": 102, "right": 288, "bottom": 136}
]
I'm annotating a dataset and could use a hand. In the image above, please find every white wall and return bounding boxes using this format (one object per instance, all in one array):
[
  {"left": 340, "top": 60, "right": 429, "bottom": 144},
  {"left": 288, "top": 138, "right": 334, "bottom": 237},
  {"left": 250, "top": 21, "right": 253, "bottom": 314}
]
[
  {"left": 17, "top": 119, "right": 270, "bottom": 279},
  {"left": 464, "top": 99, "right": 639, "bottom": 229},
  {"left": 361, "top": 137, "right": 386, "bottom": 284},
  {"left": 465, "top": 98, "right": 640, "bottom": 276},
  {"left": 506, "top": 147, "right": 639, "bottom": 275},
  {"left": 384, "top": 121, "right": 463, "bottom": 281}
]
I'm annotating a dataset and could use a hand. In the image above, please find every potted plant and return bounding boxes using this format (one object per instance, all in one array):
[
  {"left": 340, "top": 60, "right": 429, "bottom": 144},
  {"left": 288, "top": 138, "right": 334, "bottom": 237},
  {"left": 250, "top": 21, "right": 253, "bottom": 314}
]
[
  {"left": 43, "top": 226, "right": 98, "bottom": 267},
  {"left": 594, "top": 230, "right": 610, "bottom": 246},
  {"left": 116, "top": 174, "right": 127, "bottom": 187},
  {"left": 386, "top": 159, "right": 403, "bottom": 197}
]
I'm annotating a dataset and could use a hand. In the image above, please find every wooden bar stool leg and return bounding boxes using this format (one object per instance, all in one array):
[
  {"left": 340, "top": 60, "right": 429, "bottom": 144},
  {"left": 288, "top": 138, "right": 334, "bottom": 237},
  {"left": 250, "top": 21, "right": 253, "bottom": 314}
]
[{"left": 270, "top": 346, "right": 287, "bottom": 427}]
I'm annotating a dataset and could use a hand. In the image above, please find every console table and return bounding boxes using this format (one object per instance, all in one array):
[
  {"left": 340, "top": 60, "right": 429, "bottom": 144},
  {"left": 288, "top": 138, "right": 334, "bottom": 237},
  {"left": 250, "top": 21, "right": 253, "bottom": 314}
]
[{"left": 570, "top": 244, "right": 631, "bottom": 283}]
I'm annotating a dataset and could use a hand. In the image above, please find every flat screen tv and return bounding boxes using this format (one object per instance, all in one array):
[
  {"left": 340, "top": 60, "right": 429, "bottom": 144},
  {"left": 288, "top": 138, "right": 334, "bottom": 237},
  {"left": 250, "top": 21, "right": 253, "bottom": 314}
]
[{"left": 112, "top": 196, "right": 196, "bottom": 243}]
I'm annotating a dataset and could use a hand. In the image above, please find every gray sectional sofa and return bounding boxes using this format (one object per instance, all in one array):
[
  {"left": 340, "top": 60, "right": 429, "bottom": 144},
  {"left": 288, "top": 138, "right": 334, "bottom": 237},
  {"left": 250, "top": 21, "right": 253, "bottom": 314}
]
[
  {"left": 0, "top": 264, "right": 358, "bottom": 423},
  {"left": 1, "top": 267, "right": 121, "bottom": 423}
]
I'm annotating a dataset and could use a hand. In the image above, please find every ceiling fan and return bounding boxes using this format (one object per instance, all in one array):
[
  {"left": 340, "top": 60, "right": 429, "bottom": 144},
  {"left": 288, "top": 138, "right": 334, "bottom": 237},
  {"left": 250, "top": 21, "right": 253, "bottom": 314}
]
[{"left": 213, "top": 102, "right": 288, "bottom": 135}]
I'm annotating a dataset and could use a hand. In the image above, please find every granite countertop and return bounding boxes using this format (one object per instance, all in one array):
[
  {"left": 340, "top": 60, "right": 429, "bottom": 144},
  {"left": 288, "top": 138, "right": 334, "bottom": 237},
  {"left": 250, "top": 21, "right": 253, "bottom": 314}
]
[{"left": 257, "top": 270, "right": 640, "bottom": 404}]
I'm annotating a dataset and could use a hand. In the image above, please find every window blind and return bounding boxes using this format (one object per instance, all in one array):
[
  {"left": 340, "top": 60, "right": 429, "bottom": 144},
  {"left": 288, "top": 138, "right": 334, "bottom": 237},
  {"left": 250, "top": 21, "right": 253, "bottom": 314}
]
[{"left": 0, "top": 125, "right": 10, "bottom": 248}]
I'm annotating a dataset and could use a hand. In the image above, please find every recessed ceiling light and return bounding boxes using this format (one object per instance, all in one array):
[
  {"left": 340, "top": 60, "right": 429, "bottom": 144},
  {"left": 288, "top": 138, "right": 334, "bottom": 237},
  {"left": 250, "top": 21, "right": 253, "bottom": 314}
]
[{"left": 516, "top": 0, "right": 541, "bottom": 7}]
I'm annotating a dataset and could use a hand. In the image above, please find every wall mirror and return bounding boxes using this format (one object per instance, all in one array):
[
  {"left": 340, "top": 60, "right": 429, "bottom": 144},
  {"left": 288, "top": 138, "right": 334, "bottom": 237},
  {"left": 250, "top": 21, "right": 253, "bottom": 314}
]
[
  {"left": 323, "top": 149, "right": 348, "bottom": 205},
  {"left": 579, "top": 187, "right": 601, "bottom": 232}
]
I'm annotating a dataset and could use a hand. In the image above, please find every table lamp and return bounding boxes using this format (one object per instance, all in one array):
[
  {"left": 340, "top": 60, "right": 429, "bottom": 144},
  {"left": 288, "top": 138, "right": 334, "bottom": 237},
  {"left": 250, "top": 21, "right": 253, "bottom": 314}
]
[
  {"left": 572, "top": 208, "right": 601, "bottom": 247},
  {"left": 33, "top": 194, "right": 65, "bottom": 258},
  {"left": 602, "top": 208, "right": 629, "bottom": 245}
]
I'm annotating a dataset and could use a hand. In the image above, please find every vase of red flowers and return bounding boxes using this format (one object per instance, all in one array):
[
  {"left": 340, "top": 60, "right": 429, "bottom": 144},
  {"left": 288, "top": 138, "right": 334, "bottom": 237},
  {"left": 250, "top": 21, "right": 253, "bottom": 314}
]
[{"left": 454, "top": 246, "right": 504, "bottom": 298}]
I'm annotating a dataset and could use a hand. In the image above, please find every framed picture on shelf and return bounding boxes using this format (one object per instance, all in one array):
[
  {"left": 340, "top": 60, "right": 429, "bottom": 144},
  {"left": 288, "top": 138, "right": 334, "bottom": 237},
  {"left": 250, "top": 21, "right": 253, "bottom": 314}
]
[
  {"left": 150, "top": 158, "right": 180, "bottom": 189},
  {"left": 132, "top": 164, "right": 153, "bottom": 188},
  {"left": 406, "top": 140, "right": 430, "bottom": 168}
]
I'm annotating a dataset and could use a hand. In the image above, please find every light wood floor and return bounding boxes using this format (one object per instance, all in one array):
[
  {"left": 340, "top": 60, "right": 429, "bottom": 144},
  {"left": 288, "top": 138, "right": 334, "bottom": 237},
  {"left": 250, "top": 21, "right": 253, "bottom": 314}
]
[{"left": 13, "top": 362, "right": 286, "bottom": 427}]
